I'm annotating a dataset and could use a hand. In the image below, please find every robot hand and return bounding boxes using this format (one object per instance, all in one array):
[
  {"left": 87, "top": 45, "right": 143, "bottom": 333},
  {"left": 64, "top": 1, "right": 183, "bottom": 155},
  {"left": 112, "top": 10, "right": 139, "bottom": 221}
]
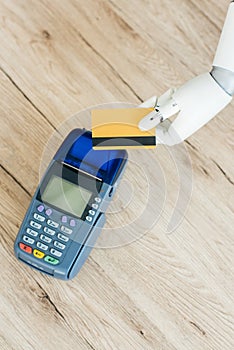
[{"left": 139, "top": 1, "right": 234, "bottom": 146}]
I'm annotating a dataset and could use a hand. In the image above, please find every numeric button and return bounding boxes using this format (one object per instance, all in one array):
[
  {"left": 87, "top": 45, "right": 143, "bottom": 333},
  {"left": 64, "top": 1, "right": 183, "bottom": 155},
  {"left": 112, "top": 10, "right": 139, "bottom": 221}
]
[
  {"left": 23, "top": 235, "right": 35, "bottom": 245},
  {"left": 26, "top": 228, "right": 38, "bottom": 237},
  {"left": 44, "top": 227, "right": 55, "bottom": 236},
  {"left": 50, "top": 248, "right": 62, "bottom": 257},
  {"left": 54, "top": 241, "right": 66, "bottom": 250},
  {"left": 30, "top": 221, "right": 42, "bottom": 229},
  {"left": 47, "top": 220, "right": 59, "bottom": 228},
  {"left": 37, "top": 242, "right": 48, "bottom": 251},
  {"left": 33, "top": 213, "right": 45, "bottom": 222},
  {"left": 57, "top": 233, "right": 69, "bottom": 242},
  {"left": 40, "top": 234, "right": 52, "bottom": 243},
  {"left": 61, "top": 226, "right": 72, "bottom": 234}
]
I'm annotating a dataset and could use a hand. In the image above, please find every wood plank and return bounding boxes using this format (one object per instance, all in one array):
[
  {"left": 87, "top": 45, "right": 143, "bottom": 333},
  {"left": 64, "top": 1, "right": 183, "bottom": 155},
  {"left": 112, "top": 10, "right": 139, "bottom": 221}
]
[{"left": 0, "top": 1, "right": 233, "bottom": 349}]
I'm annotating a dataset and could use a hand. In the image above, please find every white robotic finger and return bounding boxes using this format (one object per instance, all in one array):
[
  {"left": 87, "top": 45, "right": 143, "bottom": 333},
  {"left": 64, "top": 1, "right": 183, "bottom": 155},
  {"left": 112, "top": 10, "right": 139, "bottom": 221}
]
[
  {"left": 139, "top": 96, "right": 157, "bottom": 108},
  {"left": 138, "top": 89, "right": 180, "bottom": 131}
]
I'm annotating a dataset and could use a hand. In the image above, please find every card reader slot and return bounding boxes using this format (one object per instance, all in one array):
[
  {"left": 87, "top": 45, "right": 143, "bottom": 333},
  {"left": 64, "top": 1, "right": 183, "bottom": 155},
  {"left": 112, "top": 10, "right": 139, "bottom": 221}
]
[
  {"left": 54, "top": 129, "right": 128, "bottom": 185},
  {"left": 67, "top": 213, "right": 105, "bottom": 279},
  {"left": 62, "top": 161, "right": 103, "bottom": 182}
]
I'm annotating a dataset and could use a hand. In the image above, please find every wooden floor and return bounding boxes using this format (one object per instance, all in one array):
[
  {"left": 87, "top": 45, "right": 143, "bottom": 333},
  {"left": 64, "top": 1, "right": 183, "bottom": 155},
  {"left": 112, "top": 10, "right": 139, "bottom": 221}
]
[{"left": 0, "top": 1, "right": 233, "bottom": 349}]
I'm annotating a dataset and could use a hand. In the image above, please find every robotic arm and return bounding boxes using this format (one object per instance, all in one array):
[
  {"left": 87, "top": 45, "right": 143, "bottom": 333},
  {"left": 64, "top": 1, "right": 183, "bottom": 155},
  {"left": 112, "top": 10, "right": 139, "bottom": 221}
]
[{"left": 139, "top": 1, "right": 234, "bottom": 145}]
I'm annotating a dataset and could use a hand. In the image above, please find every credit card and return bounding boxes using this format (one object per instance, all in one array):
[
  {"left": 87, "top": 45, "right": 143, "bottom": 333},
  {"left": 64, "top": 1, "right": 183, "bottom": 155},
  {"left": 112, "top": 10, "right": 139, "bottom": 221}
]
[{"left": 91, "top": 108, "right": 156, "bottom": 150}]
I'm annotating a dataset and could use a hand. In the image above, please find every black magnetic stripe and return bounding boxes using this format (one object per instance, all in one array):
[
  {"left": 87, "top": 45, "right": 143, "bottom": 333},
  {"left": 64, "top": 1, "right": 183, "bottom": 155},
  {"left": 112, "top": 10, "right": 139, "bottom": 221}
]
[{"left": 92, "top": 136, "right": 156, "bottom": 147}]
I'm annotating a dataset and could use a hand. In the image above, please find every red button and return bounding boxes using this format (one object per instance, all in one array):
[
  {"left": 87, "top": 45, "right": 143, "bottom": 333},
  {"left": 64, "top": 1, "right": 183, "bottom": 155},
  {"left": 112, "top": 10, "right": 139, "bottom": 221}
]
[{"left": 19, "top": 243, "right": 32, "bottom": 254}]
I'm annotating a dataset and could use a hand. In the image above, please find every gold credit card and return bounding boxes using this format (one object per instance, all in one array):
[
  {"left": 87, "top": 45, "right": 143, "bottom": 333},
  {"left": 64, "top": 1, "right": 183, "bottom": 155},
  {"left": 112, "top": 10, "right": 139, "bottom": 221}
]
[{"left": 91, "top": 108, "right": 156, "bottom": 150}]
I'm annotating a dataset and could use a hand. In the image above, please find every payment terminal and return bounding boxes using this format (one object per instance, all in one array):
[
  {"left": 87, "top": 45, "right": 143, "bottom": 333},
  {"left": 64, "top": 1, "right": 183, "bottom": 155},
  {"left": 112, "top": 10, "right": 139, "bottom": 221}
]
[{"left": 14, "top": 129, "right": 128, "bottom": 280}]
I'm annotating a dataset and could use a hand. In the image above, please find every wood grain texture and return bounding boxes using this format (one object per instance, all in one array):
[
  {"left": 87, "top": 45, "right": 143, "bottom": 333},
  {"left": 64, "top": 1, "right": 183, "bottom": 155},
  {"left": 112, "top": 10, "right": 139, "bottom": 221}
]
[{"left": 0, "top": 1, "right": 233, "bottom": 349}]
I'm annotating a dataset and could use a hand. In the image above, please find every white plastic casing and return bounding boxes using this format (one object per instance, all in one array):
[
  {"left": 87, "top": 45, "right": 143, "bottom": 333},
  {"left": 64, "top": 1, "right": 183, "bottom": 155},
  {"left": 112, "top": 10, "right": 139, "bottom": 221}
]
[
  {"left": 167, "top": 73, "right": 232, "bottom": 144},
  {"left": 139, "top": 96, "right": 157, "bottom": 108},
  {"left": 213, "top": 2, "right": 234, "bottom": 73}
]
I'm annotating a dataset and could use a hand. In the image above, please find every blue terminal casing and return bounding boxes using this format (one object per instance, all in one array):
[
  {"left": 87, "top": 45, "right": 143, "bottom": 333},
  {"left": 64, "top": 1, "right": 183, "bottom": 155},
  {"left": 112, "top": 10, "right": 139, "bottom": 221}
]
[{"left": 14, "top": 129, "right": 128, "bottom": 280}]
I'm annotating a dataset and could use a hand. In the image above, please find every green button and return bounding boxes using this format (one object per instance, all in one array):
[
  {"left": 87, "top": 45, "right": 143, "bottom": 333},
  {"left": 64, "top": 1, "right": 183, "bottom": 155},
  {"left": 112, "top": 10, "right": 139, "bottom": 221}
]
[{"left": 44, "top": 255, "right": 59, "bottom": 265}]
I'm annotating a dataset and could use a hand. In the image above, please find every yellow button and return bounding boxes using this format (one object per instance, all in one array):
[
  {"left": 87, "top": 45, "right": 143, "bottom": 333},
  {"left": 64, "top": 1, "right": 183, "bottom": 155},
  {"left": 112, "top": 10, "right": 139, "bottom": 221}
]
[{"left": 33, "top": 249, "right": 45, "bottom": 259}]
